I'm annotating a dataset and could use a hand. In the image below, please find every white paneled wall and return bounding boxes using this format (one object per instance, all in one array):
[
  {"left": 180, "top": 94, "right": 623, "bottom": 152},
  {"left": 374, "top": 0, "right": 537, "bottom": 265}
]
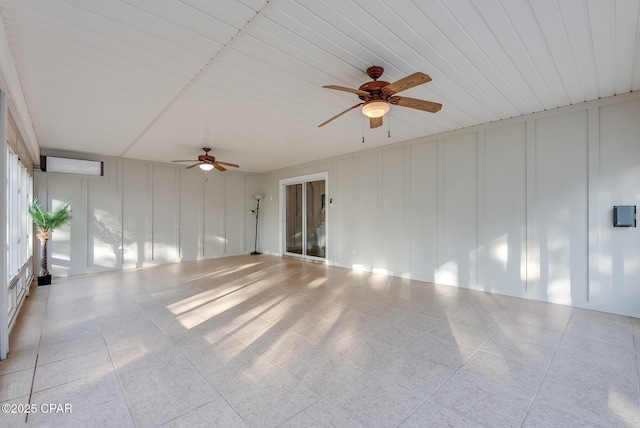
[
  {"left": 178, "top": 168, "right": 204, "bottom": 261},
  {"left": 533, "top": 111, "right": 589, "bottom": 306},
  {"left": 591, "top": 99, "right": 640, "bottom": 316},
  {"left": 225, "top": 173, "right": 245, "bottom": 256},
  {"left": 152, "top": 165, "right": 180, "bottom": 261},
  {"left": 33, "top": 92, "right": 640, "bottom": 318},
  {"left": 203, "top": 173, "right": 225, "bottom": 258},
  {"left": 480, "top": 123, "right": 526, "bottom": 295},
  {"left": 409, "top": 141, "right": 438, "bottom": 281},
  {"left": 122, "top": 162, "right": 152, "bottom": 267},
  {"left": 382, "top": 148, "right": 406, "bottom": 274},
  {"left": 440, "top": 133, "right": 478, "bottom": 287},
  {"left": 261, "top": 92, "right": 640, "bottom": 318},
  {"left": 35, "top": 157, "right": 260, "bottom": 276},
  {"left": 357, "top": 152, "right": 381, "bottom": 270},
  {"left": 333, "top": 157, "right": 357, "bottom": 266},
  {"left": 46, "top": 176, "right": 85, "bottom": 276},
  {"left": 88, "top": 160, "right": 121, "bottom": 271}
]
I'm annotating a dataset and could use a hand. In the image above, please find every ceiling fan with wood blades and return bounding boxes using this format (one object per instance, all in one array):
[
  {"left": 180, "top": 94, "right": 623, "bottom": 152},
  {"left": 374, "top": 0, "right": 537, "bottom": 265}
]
[
  {"left": 319, "top": 66, "right": 442, "bottom": 129},
  {"left": 172, "top": 147, "right": 239, "bottom": 171}
]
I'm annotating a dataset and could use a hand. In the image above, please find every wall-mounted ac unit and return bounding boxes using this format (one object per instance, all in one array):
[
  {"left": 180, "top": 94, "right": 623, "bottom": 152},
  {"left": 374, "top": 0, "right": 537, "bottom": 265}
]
[{"left": 40, "top": 155, "right": 103, "bottom": 176}]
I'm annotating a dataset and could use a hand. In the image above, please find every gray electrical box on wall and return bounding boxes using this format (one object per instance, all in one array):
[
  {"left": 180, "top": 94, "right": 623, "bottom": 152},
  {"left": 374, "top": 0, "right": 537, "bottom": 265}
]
[{"left": 613, "top": 205, "right": 636, "bottom": 227}]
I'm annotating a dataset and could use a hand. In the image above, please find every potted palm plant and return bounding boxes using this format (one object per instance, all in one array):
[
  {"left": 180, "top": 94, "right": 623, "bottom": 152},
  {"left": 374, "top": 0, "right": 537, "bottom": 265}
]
[{"left": 29, "top": 199, "right": 71, "bottom": 285}]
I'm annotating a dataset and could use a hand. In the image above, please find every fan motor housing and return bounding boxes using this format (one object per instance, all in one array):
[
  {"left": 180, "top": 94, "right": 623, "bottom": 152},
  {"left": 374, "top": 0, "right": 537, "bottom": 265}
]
[{"left": 358, "top": 80, "right": 389, "bottom": 101}]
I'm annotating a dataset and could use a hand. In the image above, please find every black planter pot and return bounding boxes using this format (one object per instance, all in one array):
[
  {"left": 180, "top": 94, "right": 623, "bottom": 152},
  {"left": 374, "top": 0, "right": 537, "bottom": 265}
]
[{"left": 37, "top": 274, "right": 52, "bottom": 286}]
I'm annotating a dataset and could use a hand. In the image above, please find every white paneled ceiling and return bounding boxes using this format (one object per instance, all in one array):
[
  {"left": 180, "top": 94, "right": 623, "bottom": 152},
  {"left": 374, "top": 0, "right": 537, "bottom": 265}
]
[{"left": 1, "top": 0, "right": 639, "bottom": 173}]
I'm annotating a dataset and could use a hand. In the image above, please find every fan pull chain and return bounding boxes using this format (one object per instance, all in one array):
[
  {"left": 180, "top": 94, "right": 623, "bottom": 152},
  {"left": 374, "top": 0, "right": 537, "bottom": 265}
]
[
  {"left": 362, "top": 115, "right": 365, "bottom": 143},
  {"left": 388, "top": 112, "right": 390, "bottom": 138}
]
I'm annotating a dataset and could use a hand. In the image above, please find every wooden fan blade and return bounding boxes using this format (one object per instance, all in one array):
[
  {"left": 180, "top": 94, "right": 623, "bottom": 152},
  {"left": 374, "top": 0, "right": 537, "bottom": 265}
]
[
  {"left": 322, "top": 85, "right": 370, "bottom": 97},
  {"left": 215, "top": 161, "right": 239, "bottom": 168},
  {"left": 389, "top": 96, "right": 442, "bottom": 113},
  {"left": 213, "top": 163, "right": 226, "bottom": 172},
  {"left": 318, "top": 103, "right": 363, "bottom": 127},
  {"left": 186, "top": 162, "right": 202, "bottom": 169},
  {"left": 381, "top": 72, "right": 432, "bottom": 96},
  {"left": 369, "top": 117, "right": 383, "bottom": 129}
]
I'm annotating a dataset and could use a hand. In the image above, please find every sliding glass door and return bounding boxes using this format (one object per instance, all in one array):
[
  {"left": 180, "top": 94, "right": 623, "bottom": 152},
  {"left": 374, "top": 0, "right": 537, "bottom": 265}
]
[
  {"left": 281, "top": 173, "right": 327, "bottom": 260},
  {"left": 285, "top": 183, "right": 303, "bottom": 254}
]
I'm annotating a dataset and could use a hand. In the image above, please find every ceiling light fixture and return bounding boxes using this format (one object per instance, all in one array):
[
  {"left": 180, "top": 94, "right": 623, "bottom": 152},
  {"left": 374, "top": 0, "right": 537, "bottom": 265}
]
[
  {"left": 361, "top": 100, "right": 390, "bottom": 118},
  {"left": 199, "top": 163, "right": 214, "bottom": 171}
]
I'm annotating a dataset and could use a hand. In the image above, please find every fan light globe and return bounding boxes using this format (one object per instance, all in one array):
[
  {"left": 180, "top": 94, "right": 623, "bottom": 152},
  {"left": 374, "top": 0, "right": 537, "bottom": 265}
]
[
  {"left": 199, "top": 163, "right": 214, "bottom": 171},
  {"left": 361, "top": 100, "right": 390, "bottom": 118}
]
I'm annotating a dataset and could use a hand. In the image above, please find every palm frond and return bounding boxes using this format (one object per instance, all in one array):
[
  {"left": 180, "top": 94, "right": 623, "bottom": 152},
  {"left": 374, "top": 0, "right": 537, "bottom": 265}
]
[{"left": 29, "top": 198, "right": 71, "bottom": 232}]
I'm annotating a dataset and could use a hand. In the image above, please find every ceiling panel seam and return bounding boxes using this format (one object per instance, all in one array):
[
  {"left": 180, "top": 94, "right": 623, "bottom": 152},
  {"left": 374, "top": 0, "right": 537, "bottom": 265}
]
[
  {"left": 439, "top": 1, "right": 530, "bottom": 116},
  {"left": 473, "top": 0, "right": 547, "bottom": 111},
  {"left": 118, "top": 0, "right": 282, "bottom": 159},
  {"left": 633, "top": 2, "right": 640, "bottom": 89},
  {"left": 527, "top": 0, "right": 574, "bottom": 106}
]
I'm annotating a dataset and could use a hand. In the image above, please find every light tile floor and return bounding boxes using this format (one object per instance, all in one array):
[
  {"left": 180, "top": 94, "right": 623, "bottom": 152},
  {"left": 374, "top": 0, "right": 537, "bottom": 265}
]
[{"left": 1, "top": 255, "right": 639, "bottom": 427}]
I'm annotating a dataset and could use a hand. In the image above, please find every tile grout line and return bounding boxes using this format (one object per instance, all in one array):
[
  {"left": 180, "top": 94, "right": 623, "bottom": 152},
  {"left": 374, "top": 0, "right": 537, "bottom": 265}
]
[
  {"left": 394, "top": 315, "right": 506, "bottom": 427},
  {"left": 9, "top": 258, "right": 637, "bottom": 426},
  {"left": 517, "top": 311, "right": 574, "bottom": 427},
  {"left": 144, "top": 291, "right": 253, "bottom": 427},
  {"left": 97, "top": 291, "right": 138, "bottom": 428},
  {"left": 103, "top": 341, "right": 138, "bottom": 427},
  {"left": 24, "top": 353, "right": 38, "bottom": 424},
  {"left": 24, "top": 280, "right": 49, "bottom": 424}
]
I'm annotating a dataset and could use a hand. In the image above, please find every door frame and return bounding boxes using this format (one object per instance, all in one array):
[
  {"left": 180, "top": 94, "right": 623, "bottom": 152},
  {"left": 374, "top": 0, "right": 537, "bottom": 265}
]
[{"left": 279, "top": 172, "right": 328, "bottom": 262}]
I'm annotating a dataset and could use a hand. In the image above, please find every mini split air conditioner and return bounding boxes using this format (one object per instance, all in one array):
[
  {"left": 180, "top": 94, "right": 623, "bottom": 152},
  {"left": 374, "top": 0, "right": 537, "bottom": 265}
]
[{"left": 40, "top": 155, "right": 103, "bottom": 176}]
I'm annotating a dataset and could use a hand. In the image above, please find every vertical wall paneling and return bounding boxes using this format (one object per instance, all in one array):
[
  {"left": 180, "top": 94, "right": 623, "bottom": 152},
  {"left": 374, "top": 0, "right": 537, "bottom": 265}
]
[
  {"left": 593, "top": 99, "right": 640, "bottom": 315},
  {"left": 152, "top": 165, "right": 179, "bottom": 261},
  {"left": 381, "top": 147, "right": 406, "bottom": 273},
  {"left": 263, "top": 173, "right": 281, "bottom": 255},
  {"left": 439, "top": 133, "right": 478, "bottom": 287},
  {"left": 179, "top": 169, "right": 203, "bottom": 261},
  {"left": 534, "top": 111, "right": 588, "bottom": 306},
  {"left": 35, "top": 154, "right": 258, "bottom": 273},
  {"left": 587, "top": 106, "right": 600, "bottom": 303},
  {"left": 225, "top": 173, "right": 245, "bottom": 256},
  {"left": 30, "top": 92, "right": 640, "bottom": 318},
  {"left": 88, "top": 161, "right": 121, "bottom": 271},
  {"left": 357, "top": 152, "right": 380, "bottom": 269},
  {"left": 404, "top": 147, "right": 412, "bottom": 278},
  {"left": 203, "top": 173, "right": 226, "bottom": 257},
  {"left": 477, "top": 130, "right": 486, "bottom": 290},
  {"left": 122, "top": 162, "right": 152, "bottom": 267},
  {"left": 525, "top": 120, "right": 537, "bottom": 294},
  {"left": 334, "top": 157, "right": 357, "bottom": 266},
  {"left": 481, "top": 123, "right": 527, "bottom": 295},
  {"left": 45, "top": 176, "right": 85, "bottom": 276},
  {"left": 409, "top": 141, "right": 438, "bottom": 281},
  {"left": 258, "top": 173, "right": 271, "bottom": 255},
  {"left": 437, "top": 137, "right": 445, "bottom": 285}
]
